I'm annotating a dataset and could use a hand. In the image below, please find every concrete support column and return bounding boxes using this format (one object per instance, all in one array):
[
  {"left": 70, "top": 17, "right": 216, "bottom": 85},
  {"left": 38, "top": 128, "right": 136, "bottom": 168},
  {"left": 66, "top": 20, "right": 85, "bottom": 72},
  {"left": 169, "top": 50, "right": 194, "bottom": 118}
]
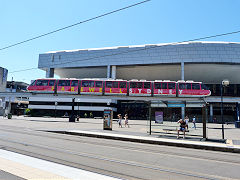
[
  {"left": 202, "top": 105, "right": 207, "bottom": 139},
  {"left": 111, "top": 65, "right": 116, "bottom": 80},
  {"left": 210, "top": 104, "right": 213, "bottom": 123},
  {"left": 236, "top": 102, "right": 240, "bottom": 121},
  {"left": 181, "top": 61, "right": 184, "bottom": 80},
  {"left": 46, "top": 68, "right": 54, "bottom": 78},
  {"left": 107, "top": 65, "right": 111, "bottom": 79},
  {"left": 181, "top": 106, "right": 185, "bottom": 120}
]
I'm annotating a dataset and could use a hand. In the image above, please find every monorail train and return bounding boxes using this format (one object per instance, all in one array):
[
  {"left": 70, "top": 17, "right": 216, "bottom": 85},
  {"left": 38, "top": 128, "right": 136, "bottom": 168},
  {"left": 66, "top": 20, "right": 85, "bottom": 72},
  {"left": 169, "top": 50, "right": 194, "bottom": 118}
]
[{"left": 27, "top": 78, "right": 211, "bottom": 97}]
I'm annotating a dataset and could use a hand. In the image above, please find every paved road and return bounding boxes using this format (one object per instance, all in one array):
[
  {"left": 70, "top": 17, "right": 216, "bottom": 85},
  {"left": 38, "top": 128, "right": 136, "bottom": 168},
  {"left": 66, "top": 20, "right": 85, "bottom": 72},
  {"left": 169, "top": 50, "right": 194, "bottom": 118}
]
[
  {"left": 0, "top": 121, "right": 240, "bottom": 180},
  {"left": 1, "top": 116, "right": 240, "bottom": 141}
]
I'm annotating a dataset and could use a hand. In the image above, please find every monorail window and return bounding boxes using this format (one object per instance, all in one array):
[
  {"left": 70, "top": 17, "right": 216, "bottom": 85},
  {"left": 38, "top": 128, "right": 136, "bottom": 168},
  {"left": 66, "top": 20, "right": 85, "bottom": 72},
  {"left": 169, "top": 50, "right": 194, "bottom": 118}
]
[
  {"left": 201, "top": 84, "right": 209, "bottom": 90},
  {"left": 58, "top": 80, "right": 70, "bottom": 86},
  {"left": 130, "top": 82, "right": 137, "bottom": 88},
  {"left": 82, "top": 81, "right": 88, "bottom": 87},
  {"left": 154, "top": 82, "right": 161, "bottom": 89},
  {"left": 30, "top": 80, "right": 36, "bottom": 86},
  {"left": 179, "top": 83, "right": 185, "bottom": 89},
  {"left": 186, "top": 83, "right": 191, "bottom": 90},
  {"left": 89, "top": 81, "right": 94, "bottom": 87},
  {"left": 106, "top": 81, "right": 112, "bottom": 88},
  {"left": 66, "top": 81, "right": 70, "bottom": 86},
  {"left": 137, "top": 82, "right": 143, "bottom": 88},
  {"left": 36, "top": 80, "right": 49, "bottom": 86},
  {"left": 95, "top": 81, "right": 102, "bottom": 87},
  {"left": 192, "top": 83, "right": 200, "bottom": 90},
  {"left": 168, "top": 83, "right": 175, "bottom": 89},
  {"left": 49, "top": 80, "right": 55, "bottom": 86},
  {"left": 71, "top": 80, "right": 78, "bottom": 87},
  {"left": 120, "top": 82, "right": 126, "bottom": 88},
  {"left": 162, "top": 83, "right": 167, "bottom": 89},
  {"left": 113, "top": 81, "right": 118, "bottom": 88},
  {"left": 144, "top": 82, "right": 151, "bottom": 89}
]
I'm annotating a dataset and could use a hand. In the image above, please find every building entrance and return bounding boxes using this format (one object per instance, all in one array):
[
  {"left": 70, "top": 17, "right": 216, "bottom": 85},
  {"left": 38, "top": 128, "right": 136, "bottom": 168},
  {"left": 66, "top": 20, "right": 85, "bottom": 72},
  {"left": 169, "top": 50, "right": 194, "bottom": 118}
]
[{"left": 118, "top": 101, "right": 148, "bottom": 120}]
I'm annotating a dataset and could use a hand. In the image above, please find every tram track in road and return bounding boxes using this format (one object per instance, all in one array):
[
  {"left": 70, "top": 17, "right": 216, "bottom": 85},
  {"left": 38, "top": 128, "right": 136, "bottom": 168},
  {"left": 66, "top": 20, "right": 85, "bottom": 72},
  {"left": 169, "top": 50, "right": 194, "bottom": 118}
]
[
  {"left": 0, "top": 137, "right": 230, "bottom": 180},
  {"left": 0, "top": 125, "right": 240, "bottom": 166}
]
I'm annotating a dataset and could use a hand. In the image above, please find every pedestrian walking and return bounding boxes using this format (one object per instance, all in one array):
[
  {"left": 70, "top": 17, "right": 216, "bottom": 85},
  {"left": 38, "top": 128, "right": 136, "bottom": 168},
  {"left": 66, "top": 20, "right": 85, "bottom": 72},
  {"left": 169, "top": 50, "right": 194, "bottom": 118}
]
[
  {"left": 192, "top": 116, "right": 196, "bottom": 129},
  {"left": 124, "top": 114, "right": 129, "bottom": 128},
  {"left": 117, "top": 114, "right": 122, "bottom": 128}
]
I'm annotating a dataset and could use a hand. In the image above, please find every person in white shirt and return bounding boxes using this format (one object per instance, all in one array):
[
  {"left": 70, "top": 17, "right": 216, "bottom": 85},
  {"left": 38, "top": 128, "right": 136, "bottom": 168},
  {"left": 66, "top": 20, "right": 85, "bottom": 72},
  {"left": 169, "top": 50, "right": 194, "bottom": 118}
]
[
  {"left": 124, "top": 114, "right": 129, "bottom": 128},
  {"left": 117, "top": 114, "right": 122, "bottom": 128}
]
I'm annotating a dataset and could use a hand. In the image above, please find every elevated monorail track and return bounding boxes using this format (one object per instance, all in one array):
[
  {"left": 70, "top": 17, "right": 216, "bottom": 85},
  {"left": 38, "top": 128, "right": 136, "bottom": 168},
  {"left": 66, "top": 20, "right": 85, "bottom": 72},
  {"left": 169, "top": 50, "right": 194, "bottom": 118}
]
[
  {"left": 0, "top": 92, "right": 202, "bottom": 101},
  {"left": 1, "top": 92, "right": 240, "bottom": 103}
]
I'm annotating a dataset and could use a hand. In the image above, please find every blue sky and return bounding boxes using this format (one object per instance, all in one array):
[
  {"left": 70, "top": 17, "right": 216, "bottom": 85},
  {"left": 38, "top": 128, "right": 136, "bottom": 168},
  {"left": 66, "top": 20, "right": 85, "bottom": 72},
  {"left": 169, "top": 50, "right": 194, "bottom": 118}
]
[{"left": 1, "top": 0, "right": 240, "bottom": 83}]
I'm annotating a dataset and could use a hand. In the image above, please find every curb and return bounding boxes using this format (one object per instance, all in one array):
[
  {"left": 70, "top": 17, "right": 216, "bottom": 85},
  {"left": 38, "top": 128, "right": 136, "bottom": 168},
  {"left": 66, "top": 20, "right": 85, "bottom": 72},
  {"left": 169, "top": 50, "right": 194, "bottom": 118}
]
[{"left": 47, "top": 130, "right": 240, "bottom": 153}]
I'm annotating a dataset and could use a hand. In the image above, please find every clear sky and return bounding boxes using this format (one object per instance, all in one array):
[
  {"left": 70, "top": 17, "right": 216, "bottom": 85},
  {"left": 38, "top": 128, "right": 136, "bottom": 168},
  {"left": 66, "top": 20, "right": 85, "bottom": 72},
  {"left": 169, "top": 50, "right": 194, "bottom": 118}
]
[{"left": 1, "top": 0, "right": 240, "bottom": 84}]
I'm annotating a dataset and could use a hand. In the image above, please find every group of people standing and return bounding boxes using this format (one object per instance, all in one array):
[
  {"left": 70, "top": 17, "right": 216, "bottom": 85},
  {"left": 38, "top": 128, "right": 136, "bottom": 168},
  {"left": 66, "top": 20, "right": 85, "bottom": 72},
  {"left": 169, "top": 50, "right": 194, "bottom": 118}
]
[
  {"left": 177, "top": 116, "right": 197, "bottom": 139},
  {"left": 117, "top": 114, "right": 130, "bottom": 128}
]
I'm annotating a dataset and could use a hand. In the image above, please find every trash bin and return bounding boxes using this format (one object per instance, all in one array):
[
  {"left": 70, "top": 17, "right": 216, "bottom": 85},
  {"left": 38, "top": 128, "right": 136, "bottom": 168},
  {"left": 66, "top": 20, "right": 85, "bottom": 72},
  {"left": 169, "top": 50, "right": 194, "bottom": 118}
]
[
  {"left": 69, "top": 114, "right": 75, "bottom": 122},
  {"left": 8, "top": 113, "right": 12, "bottom": 119},
  {"left": 235, "top": 121, "right": 240, "bottom": 128}
]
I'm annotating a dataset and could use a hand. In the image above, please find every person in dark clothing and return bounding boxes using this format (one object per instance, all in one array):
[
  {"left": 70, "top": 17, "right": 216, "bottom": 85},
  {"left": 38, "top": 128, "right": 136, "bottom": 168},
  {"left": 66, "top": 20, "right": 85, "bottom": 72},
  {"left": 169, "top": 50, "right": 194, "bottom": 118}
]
[{"left": 177, "top": 119, "right": 186, "bottom": 139}]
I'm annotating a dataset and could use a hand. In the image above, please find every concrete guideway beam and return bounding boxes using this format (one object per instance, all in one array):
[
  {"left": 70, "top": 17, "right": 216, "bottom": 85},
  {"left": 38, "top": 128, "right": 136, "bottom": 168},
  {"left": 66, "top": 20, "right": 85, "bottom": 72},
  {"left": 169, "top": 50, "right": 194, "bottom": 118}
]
[{"left": 0, "top": 92, "right": 207, "bottom": 103}]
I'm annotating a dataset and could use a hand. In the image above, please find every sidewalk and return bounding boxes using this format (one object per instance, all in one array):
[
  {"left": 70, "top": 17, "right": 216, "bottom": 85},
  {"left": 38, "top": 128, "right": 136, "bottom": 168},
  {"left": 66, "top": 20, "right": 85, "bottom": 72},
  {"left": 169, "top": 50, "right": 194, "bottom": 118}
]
[{"left": 1, "top": 116, "right": 240, "bottom": 153}]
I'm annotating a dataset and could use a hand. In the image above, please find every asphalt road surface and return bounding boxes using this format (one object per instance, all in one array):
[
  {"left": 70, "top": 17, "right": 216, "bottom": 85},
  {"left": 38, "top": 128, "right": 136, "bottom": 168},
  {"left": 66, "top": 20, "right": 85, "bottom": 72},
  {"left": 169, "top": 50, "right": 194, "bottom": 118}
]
[{"left": 0, "top": 124, "right": 240, "bottom": 180}]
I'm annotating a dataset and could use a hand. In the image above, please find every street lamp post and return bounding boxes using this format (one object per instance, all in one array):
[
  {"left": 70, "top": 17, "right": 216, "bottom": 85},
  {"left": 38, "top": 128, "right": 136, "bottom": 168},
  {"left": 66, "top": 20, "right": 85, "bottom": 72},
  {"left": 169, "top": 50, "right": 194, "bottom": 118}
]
[{"left": 221, "top": 79, "right": 229, "bottom": 139}]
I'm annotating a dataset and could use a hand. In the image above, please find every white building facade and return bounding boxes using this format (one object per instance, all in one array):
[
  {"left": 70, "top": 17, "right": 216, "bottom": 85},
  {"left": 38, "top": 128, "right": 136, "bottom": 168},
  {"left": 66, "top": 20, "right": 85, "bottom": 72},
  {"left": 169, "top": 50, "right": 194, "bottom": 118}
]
[{"left": 36, "top": 41, "right": 240, "bottom": 120}]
